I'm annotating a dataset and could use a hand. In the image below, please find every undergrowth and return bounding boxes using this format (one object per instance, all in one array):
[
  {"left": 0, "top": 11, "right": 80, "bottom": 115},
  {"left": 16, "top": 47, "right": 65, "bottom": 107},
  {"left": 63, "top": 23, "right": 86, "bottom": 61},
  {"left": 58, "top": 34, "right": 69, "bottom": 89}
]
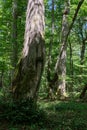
[
  {"left": 0, "top": 99, "right": 46, "bottom": 126},
  {"left": 0, "top": 99, "right": 87, "bottom": 130}
]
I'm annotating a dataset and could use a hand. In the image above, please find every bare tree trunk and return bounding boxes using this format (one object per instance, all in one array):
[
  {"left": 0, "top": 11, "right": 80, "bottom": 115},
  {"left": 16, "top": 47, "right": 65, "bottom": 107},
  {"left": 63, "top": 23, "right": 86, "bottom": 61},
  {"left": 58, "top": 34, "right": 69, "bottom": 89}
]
[
  {"left": 69, "top": 40, "right": 73, "bottom": 91},
  {"left": 55, "top": 0, "right": 70, "bottom": 98},
  {"left": 80, "top": 35, "right": 86, "bottom": 73},
  {"left": 80, "top": 37, "right": 87, "bottom": 100},
  {"left": 51, "top": 0, "right": 84, "bottom": 99},
  {"left": 47, "top": 0, "right": 55, "bottom": 99},
  {"left": 11, "top": 0, "right": 45, "bottom": 102},
  {"left": 11, "top": 0, "right": 18, "bottom": 78},
  {"left": 78, "top": 19, "right": 87, "bottom": 99},
  {"left": 78, "top": 19, "right": 87, "bottom": 72},
  {"left": 12, "top": 0, "right": 18, "bottom": 68}
]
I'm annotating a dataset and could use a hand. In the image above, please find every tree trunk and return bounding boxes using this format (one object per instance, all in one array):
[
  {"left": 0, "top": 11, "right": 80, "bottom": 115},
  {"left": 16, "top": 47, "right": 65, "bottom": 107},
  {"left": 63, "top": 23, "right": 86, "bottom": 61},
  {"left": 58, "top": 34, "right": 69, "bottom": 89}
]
[
  {"left": 49, "top": 0, "right": 84, "bottom": 99},
  {"left": 55, "top": 0, "right": 70, "bottom": 99},
  {"left": 11, "top": 0, "right": 45, "bottom": 102},
  {"left": 47, "top": 0, "right": 55, "bottom": 99},
  {"left": 0, "top": 70, "right": 4, "bottom": 88},
  {"left": 69, "top": 40, "right": 73, "bottom": 91},
  {"left": 11, "top": 0, "right": 18, "bottom": 82},
  {"left": 80, "top": 37, "right": 86, "bottom": 72},
  {"left": 12, "top": 0, "right": 18, "bottom": 70},
  {"left": 80, "top": 84, "right": 87, "bottom": 99},
  {"left": 78, "top": 19, "right": 86, "bottom": 72}
]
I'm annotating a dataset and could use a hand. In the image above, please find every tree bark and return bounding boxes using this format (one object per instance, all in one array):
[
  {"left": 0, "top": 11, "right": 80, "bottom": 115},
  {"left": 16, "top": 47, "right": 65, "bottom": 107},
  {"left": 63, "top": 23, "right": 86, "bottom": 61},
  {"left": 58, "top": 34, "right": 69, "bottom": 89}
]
[
  {"left": 11, "top": 0, "right": 45, "bottom": 102},
  {"left": 55, "top": 0, "right": 70, "bottom": 98},
  {"left": 51, "top": 0, "right": 84, "bottom": 99}
]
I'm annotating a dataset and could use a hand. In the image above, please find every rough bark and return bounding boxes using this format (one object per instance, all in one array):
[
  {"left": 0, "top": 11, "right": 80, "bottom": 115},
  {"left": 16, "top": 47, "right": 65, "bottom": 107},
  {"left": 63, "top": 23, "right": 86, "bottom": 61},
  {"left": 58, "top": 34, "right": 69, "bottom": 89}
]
[
  {"left": 55, "top": 0, "right": 70, "bottom": 98},
  {"left": 11, "top": 0, "right": 45, "bottom": 102}
]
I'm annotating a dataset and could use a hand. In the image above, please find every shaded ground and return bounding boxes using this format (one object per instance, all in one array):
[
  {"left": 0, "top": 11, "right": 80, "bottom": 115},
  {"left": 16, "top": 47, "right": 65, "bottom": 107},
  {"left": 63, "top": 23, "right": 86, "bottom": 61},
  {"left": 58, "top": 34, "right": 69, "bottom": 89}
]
[
  {"left": 0, "top": 100, "right": 87, "bottom": 130},
  {"left": 39, "top": 100, "right": 87, "bottom": 130}
]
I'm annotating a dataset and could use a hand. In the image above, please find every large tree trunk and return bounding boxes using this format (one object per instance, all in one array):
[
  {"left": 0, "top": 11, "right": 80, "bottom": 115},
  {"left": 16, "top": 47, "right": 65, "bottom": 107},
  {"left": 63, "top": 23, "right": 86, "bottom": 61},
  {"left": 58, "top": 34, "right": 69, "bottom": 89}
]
[{"left": 11, "top": 0, "right": 45, "bottom": 102}]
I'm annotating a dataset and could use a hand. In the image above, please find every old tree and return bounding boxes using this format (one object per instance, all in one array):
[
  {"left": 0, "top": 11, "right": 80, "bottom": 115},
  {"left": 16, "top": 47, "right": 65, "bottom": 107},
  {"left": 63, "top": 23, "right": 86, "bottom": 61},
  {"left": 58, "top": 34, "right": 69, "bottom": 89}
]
[{"left": 11, "top": 0, "right": 45, "bottom": 102}]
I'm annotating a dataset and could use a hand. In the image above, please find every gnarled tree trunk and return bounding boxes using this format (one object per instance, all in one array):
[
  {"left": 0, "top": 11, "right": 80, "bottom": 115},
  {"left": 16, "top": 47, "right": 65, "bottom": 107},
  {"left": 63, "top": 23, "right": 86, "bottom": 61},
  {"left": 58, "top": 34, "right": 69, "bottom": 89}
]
[{"left": 11, "top": 0, "right": 45, "bottom": 102}]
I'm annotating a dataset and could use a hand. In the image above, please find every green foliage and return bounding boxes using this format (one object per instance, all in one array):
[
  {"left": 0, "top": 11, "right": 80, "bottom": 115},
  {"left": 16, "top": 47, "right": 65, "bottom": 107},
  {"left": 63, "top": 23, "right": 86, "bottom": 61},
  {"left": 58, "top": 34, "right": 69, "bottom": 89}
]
[
  {"left": 0, "top": 0, "right": 87, "bottom": 129},
  {"left": 0, "top": 99, "right": 46, "bottom": 125},
  {"left": 0, "top": 100, "right": 87, "bottom": 129},
  {"left": 39, "top": 100, "right": 87, "bottom": 130}
]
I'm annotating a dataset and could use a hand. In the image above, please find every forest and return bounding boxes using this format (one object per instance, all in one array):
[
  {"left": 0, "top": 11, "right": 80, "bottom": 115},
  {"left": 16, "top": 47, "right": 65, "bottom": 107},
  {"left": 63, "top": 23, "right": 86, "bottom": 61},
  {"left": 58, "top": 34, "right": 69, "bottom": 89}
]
[{"left": 0, "top": 0, "right": 87, "bottom": 129}]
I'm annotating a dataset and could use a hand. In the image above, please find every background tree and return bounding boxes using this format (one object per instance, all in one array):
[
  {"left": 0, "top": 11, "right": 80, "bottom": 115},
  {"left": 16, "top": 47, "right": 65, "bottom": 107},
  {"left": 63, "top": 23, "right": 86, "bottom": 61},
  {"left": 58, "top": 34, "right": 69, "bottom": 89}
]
[
  {"left": 11, "top": 0, "right": 18, "bottom": 81},
  {"left": 46, "top": 0, "right": 55, "bottom": 99},
  {"left": 55, "top": 0, "right": 70, "bottom": 99}
]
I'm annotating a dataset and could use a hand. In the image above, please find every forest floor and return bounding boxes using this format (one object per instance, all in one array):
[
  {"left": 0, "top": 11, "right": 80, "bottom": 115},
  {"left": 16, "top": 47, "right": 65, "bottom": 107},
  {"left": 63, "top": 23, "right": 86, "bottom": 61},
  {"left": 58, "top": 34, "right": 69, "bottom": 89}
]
[{"left": 0, "top": 100, "right": 87, "bottom": 130}]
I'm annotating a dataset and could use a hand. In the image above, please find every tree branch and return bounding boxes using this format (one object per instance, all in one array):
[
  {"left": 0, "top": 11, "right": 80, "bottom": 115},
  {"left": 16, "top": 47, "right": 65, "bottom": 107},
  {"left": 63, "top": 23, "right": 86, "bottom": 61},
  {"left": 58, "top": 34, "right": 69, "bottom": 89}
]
[
  {"left": 59, "top": 0, "right": 85, "bottom": 60},
  {"left": 66, "top": 0, "right": 85, "bottom": 42}
]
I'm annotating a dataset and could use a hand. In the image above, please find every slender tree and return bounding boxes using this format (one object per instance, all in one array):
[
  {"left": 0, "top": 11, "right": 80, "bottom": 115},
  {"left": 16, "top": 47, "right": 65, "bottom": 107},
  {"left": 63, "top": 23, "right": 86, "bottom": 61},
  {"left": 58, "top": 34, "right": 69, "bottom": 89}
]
[
  {"left": 47, "top": 0, "right": 55, "bottom": 99},
  {"left": 0, "top": 70, "right": 4, "bottom": 88},
  {"left": 12, "top": 0, "right": 18, "bottom": 72},
  {"left": 50, "top": 0, "right": 84, "bottom": 99},
  {"left": 78, "top": 19, "right": 87, "bottom": 99},
  {"left": 55, "top": 0, "right": 70, "bottom": 98},
  {"left": 11, "top": 0, "right": 45, "bottom": 102},
  {"left": 69, "top": 40, "right": 73, "bottom": 90},
  {"left": 79, "top": 20, "right": 87, "bottom": 67}
]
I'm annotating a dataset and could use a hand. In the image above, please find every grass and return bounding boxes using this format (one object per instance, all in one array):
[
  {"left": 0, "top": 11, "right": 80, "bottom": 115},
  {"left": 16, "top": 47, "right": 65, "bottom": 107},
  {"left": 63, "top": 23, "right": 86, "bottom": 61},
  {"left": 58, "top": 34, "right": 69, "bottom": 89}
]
[
  {"left": 0, "top": 100, "right": 87, "bottom": 130},
  {"left": 38, "top": 100, "right": 87, "bottom": 130}
]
